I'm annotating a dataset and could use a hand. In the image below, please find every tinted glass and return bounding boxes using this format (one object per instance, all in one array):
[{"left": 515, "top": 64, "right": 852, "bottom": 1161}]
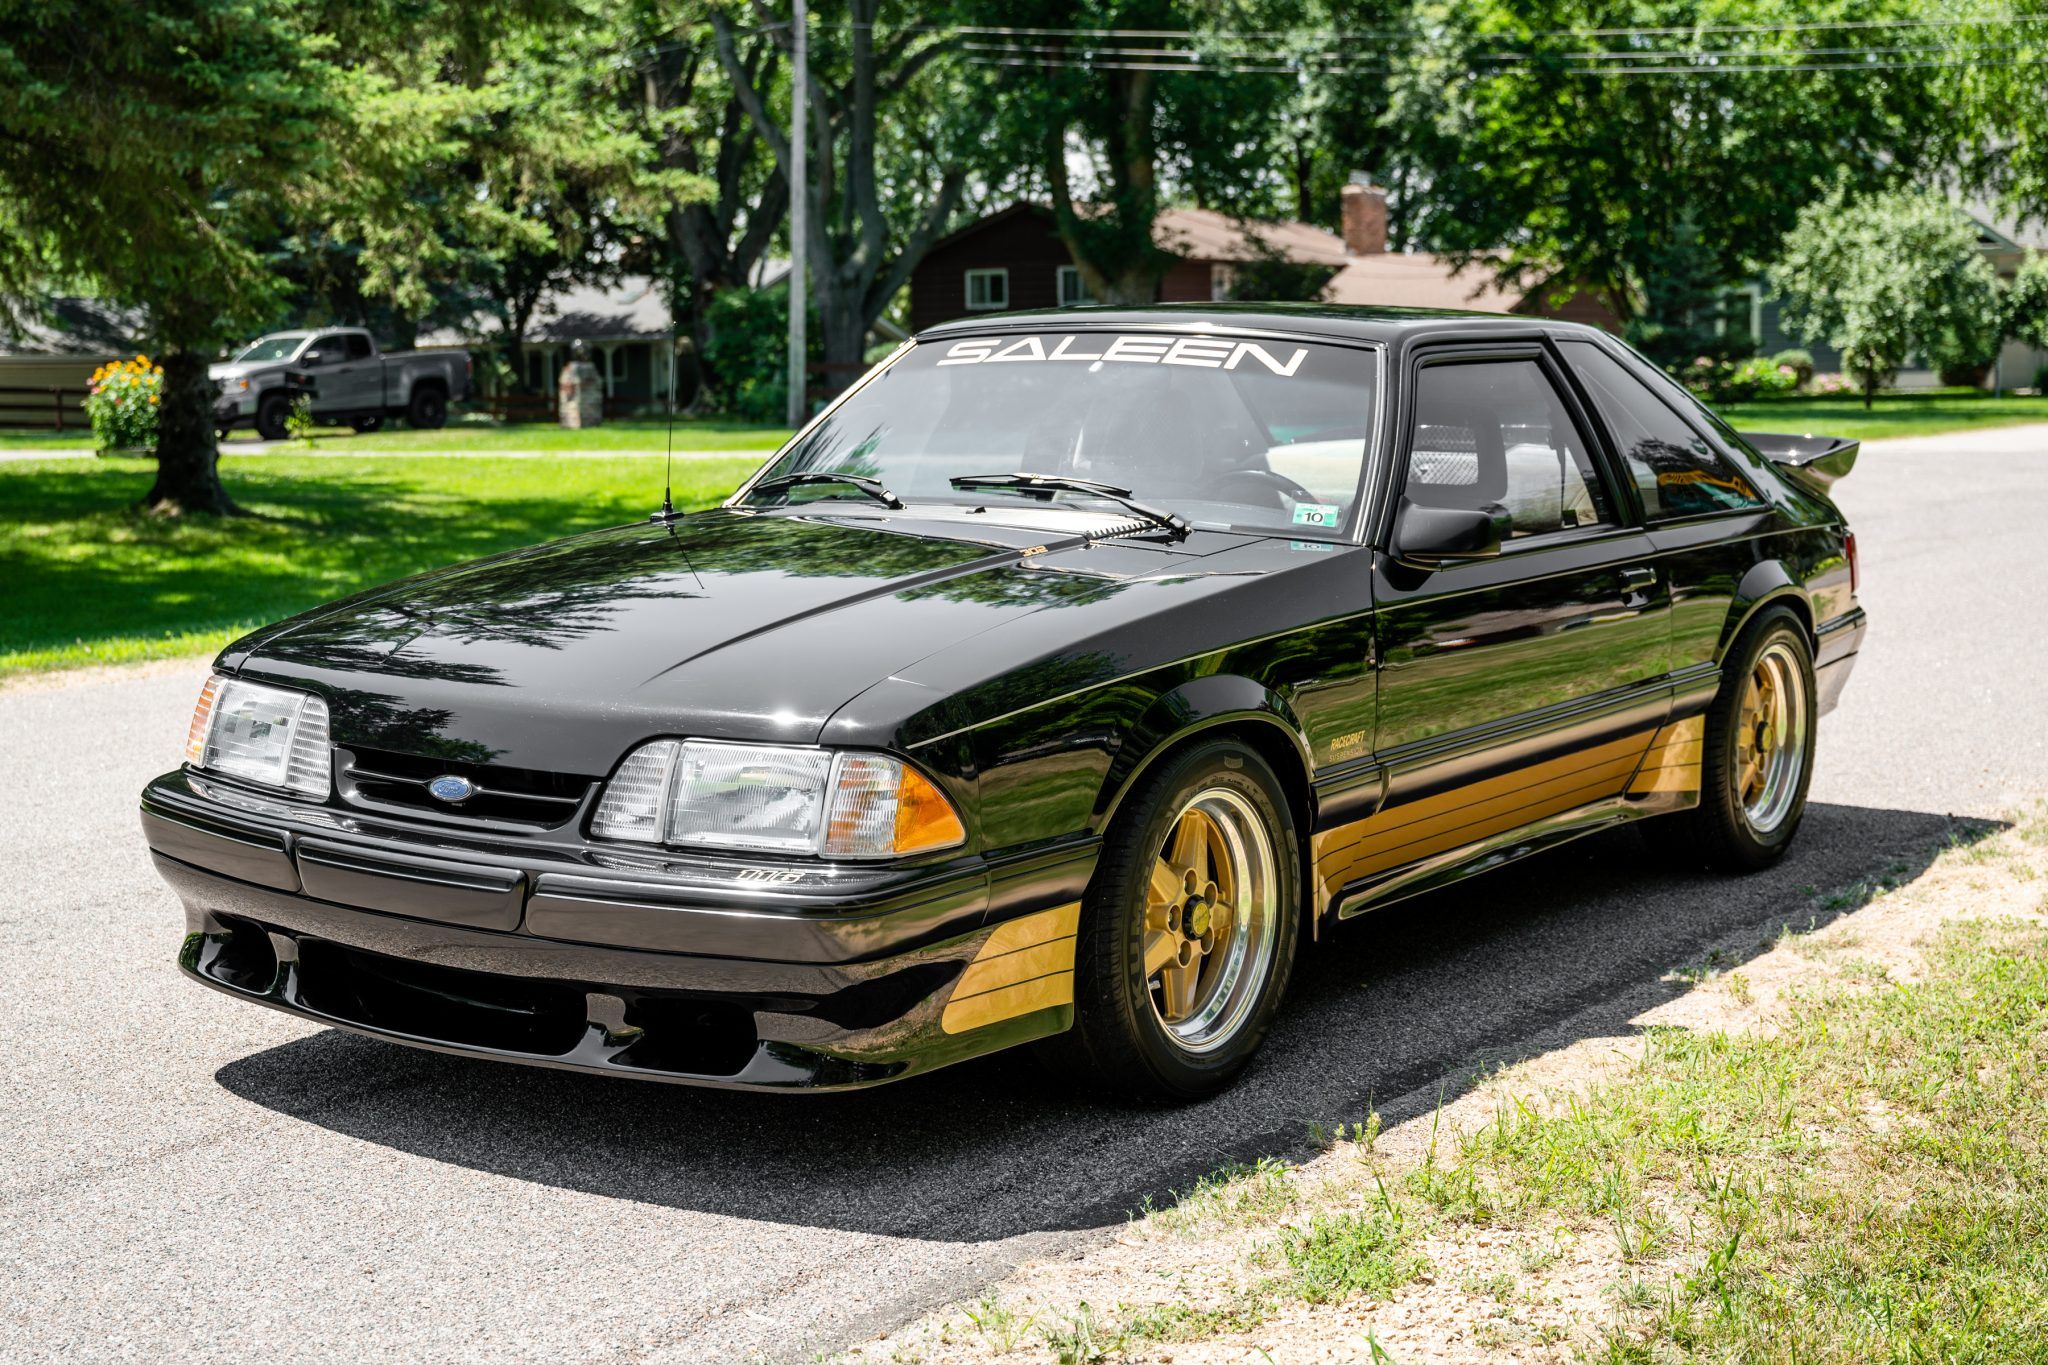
[
  {"left": 1561, "top": 340, "right": 1762, "bottom": 519},
  {"left": 345, "top": 333, "right": 374, "bottom": 360},
  {"left": 1405, "top": 358, "right": 1612, "bottom": 540},
  {"left": 232, "top": 335, "right": 306, "bottom": 363},
  {"left": 753, "top": 332, "right": 1378, "bottom": 537}
]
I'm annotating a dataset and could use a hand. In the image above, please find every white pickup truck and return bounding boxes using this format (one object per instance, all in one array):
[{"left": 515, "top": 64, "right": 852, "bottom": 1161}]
[{"left": 211, "top": 328, "right": 472, "bottom": 440}]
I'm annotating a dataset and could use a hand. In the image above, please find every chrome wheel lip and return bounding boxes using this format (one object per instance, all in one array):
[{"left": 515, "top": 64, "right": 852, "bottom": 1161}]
[
  {"left": 1146, "top": 786, "right": 1279, "bottom": 1056},
  {"left": 1739, "top": 640, "right": 1809, "bottom": 835}
]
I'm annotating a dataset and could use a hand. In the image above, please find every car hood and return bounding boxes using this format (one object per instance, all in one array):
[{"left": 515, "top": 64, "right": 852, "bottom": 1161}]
[
  {"left": 209, "top": 360, "right": 277, "bottom": 383},
  {"left": 229, "top": 507, "right": 1252, "bottom": 775}
]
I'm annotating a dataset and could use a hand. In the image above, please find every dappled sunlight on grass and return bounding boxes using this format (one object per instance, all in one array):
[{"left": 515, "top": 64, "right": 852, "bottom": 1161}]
[{"left": 0, "top": 453, "right": 759, "bottom": 674}]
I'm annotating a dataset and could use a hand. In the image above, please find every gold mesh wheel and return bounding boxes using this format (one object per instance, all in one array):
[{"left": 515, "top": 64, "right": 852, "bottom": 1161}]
[
  {"left": 1142, "top": 786, "right": 1279, "bottom": 1054},
  {"left": 1734, "top": 639, "right": 1809, "bottom": 835}
]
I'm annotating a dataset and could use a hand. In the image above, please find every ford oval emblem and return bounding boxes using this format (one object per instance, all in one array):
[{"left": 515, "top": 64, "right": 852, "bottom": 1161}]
[{"left": 427, "top": 775, "right": 476, "bottom": 804}]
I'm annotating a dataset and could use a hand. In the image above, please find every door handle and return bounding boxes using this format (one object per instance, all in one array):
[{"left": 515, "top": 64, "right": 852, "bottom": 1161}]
[{"left": 1620, "top": 566, "right": 1658, "bottom": 604}]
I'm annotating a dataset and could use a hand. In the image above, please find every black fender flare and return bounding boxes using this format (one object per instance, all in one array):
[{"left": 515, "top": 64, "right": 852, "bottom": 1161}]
[
  {"left": 1719, "top": 561, "right": 1814, "bottom": 663},
  {"left": 1094, "top": 674, "right": 1314, "bottom": 834}
]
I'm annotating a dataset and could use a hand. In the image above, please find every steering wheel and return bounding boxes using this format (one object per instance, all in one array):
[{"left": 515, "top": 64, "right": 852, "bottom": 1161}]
[{"left": 1200, "top": 467, "right": 1321, "bottom": 508}]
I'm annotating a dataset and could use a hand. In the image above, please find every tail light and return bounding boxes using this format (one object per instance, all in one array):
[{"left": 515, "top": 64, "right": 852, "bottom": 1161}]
[{"left": 1845, "top": 531, "right": 1859, "bottom": 594}]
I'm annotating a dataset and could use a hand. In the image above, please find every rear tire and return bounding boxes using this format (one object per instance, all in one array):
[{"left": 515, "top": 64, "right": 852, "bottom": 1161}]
[
  {"left": 254, "top": 393, "right": 291, "bottom": 442},
  {"left": 1042, "top": 738, "right": 1300, "bottom": 1102},
  {"left": 407, "top": 385, "right": 447, "bottom": 430},
  {"left": 1652, "top": 607, "right": 1816, "bottom": 871}
]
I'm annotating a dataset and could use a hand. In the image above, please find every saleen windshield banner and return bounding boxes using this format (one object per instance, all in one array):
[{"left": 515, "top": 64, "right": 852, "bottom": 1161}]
[{"left": 937, "top": 334, "right": 1309, "bottom": 376}]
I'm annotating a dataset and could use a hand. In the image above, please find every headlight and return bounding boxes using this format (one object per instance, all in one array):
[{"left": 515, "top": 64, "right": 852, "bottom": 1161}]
[
  {"left": 184, "top": 674, "right": 331, "bottom": 797},
  {"left": 591, "top": 740, "right": 965, "bottom": 858}
]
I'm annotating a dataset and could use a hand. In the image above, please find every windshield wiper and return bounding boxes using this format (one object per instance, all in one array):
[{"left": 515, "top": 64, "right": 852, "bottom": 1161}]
[
  {"left": 750, "top": 471, "right": 905, "bottom": 510},
  {"left": 948, "top": 472, "right": 1191, "bottom": 541}
]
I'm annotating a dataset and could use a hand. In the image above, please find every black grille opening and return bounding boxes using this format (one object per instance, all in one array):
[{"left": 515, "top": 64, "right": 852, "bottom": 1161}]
[
  {"left": 338, "top": 746, "right": 593, "bottom": 827},
  {"left": 201, "top": 915, "right": 279, "bottom": 993},
  {"left": 616, "top": 995, "right": 758, "bottom": 1077},
  {"left": 295, "top": 938, "right": 588, "bottom": 1056}
]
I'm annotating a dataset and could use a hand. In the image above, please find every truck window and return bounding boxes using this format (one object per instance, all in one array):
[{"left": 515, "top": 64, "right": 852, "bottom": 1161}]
[{"left": 345, "top": 334, "right": 374, "bottom": 360}]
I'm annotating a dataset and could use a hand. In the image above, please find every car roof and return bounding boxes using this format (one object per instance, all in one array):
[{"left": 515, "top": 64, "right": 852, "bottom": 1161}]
[{"left": 915, "top": 302, "right": 1609, "bottom": 345}]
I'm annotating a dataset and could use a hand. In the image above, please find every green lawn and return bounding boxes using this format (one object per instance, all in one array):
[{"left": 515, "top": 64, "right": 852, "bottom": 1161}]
[
  {"left": 0, "top": 415, "right": 792, "bottom": 454},
  {"left": 1720, "top": 388, "right": 2048, "bottom": 441},
  {"left": 0, "top": 452, "right": 758, "bottom": 676}
]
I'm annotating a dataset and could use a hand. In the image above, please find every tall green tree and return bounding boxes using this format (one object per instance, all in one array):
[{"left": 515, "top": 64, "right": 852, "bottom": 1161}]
[
  {"left": 714, "top": 0, "right": 975, "bottom": 385},
  {"left": 1388, "top": 0, "right": 1952, "bottom": 323},
  {"left": 0, "top": 0, "right": 344, "bottom": 513},
  {"left": 977, "top": 0, "right": 1307, "bottom": 303},
  {"left": 1769, "top": 185, "right": 2003, "bottom": 408}
]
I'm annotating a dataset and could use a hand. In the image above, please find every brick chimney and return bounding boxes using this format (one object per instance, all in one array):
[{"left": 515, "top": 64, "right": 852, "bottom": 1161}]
[{"left": 1341, "top": 174, "right": 1388, "bottom": 255}]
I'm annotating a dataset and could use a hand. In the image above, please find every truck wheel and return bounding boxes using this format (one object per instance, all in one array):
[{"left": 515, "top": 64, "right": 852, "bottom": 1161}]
[
  {"left": 1650, "top": 607, "right": 1817, "bottom": 872},
  {"left": 1042, "top": 737, "right": 1300, "bottom": 1102},
  {"left": 407, "top": 385, "right": 447, "bottom": 430},
  {"left": 349, "top": 417, "right": 383, "bottom": 434},
  {"left": 254, "top": 393, "right": 291, "bottom": 442}
]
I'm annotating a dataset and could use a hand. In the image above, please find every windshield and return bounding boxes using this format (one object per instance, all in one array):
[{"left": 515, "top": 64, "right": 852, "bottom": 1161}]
[
  {"left": 748, "top": 331, "right": 1379, "bottom": 537},
  {"left": 232, "top": 335, "right": 307, "bottom": 364}
]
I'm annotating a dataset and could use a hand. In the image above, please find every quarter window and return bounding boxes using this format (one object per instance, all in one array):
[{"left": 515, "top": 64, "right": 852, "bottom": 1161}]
[
  {"left": 1404, "top": 358, "right": 1613, "bottom": 540},
  {"left": 964, "top": 268, "right": 1009, "bottom": 311},
  {"left": 1561, "top": 340, "right": 1763, "bottom": 519}
]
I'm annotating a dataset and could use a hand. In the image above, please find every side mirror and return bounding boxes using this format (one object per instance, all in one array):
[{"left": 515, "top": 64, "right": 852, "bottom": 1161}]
[
  {"left": 300, "top": 350, "right": 324, "bottom": 367},
  {"left": 1392, "top": 497, "right": 1509, "bottom": 567}
]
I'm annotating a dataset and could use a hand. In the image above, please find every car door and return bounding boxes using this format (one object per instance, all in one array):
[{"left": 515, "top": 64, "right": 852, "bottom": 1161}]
[
  {"left": 1556, "top": 338, "right": 1776, "bottom": 716},
  {"left": 302, "top": 332, "right": 371, "bottom": 415},
  {"left": 1316, "top": 342, "right": 1673, "bottom": 906}
]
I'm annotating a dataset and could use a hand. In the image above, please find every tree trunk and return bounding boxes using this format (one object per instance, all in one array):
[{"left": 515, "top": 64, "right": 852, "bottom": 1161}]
[
  {"left": 142, "top": 348, "right": 237, "bottom": 516},
  {"left": 818, "top": 303, "right": 867, "bottom": 400}
]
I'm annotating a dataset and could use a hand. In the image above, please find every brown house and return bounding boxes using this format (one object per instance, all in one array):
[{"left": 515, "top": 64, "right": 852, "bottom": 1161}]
[{"left": 909, "top": 178, "right": 1617, "bottom": 333}]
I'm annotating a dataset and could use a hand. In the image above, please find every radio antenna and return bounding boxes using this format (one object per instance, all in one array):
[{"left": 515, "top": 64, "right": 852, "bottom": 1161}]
[{"left": 655, "top": 325, "right": 678, "bottom": 523}]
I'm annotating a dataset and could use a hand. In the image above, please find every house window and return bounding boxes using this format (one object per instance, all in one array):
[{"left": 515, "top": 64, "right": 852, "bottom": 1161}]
[
  {"left": 1210, "top": 263, "right": 1234, "bottom": 301},
  {"left": 1056, "top": 266, "right": 1093, "bottom": 307},
  {"left": 964, "top": 268, "right": 1009, "bottom": 311}
]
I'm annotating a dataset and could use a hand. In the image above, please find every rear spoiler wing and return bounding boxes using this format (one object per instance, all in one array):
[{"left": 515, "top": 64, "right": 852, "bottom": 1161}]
[{"left": 1738, "top": 431, "right": 1859, "bottom": 495}]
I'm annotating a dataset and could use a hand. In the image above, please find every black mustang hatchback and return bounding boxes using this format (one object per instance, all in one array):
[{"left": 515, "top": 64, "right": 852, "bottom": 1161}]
[{"left": 144, "top": 305, "right": 1865, "bottom": 1100}]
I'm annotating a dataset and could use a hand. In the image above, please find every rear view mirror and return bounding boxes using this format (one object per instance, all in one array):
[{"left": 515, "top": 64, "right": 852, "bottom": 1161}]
[{"left": 1392, "top": 498, "right": 1509, "bottom": 567}]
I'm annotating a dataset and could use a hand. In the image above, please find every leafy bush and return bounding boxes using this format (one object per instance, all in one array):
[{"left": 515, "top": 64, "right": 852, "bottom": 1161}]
[
  {"left": 1771, "top": 348, "right": 1814, "bottom": 387},
  {"left": 284, "top": 394, "right": 316, "bottom": 444},
  {"left": 83, "top": 354, "right": 162, "bottom": 452},
  {"left": 702, "top": 285, "right": 810, "bottom": 423},
  {"left": 1684, "top": 355, "right": 1798, "bottom": 404},
  {"left": 1937, "top": 361, "right": 1989, "bottom": 389},
  {"left": 1812, "top": 372, "right": 1856, "bottom": 396}
]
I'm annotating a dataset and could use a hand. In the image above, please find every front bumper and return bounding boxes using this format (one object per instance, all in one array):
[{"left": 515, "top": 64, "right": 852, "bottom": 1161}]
[{"left": 144, "top": 770, "right": 1096, "bottom": 1091}]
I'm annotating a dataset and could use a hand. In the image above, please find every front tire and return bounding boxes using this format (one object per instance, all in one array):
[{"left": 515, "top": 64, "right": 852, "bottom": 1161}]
[
  {"left": 254, "top": 393, "right": 291, "bottom": 442},
  {"left": 1655, "top": 608, "right": 1817, "bottom": 871},
  {"left": 1046, "top": 738, "right": 1300, "bottom": 1101}
]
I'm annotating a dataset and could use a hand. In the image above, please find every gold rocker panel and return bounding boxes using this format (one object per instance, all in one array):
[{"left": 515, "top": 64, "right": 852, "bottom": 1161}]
[
  {"left": 1627, "top": 714, "right": 1705, "bottom": 797},
  {"left": 1311, "top": 730, "right": 1658, "bottom": 906},
  {"left": 940, "top": 901, "right": 1080, "bottom": 1034}
]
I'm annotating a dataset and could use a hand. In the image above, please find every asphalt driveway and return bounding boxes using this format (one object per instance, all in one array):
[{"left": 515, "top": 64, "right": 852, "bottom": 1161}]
[{"left": 2, "top": 424, "right": 2044, "bottom": 1362}]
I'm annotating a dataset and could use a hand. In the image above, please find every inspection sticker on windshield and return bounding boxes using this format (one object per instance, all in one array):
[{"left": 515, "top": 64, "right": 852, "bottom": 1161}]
[{"left": 1291, "top": 502, "right": 1341, "bottom": 529}]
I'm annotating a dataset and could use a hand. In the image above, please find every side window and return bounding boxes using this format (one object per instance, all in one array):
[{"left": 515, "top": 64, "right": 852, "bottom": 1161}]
[
  {"left": 344, "top": 333, "right": 374, "bottom": 360},
  {"left": 1405, "top": 358, "right": 1614, "bottom": 540},
  {"left": 304, "top": 334, "right": 345, "bottom": 366},
  {"left": 1561, "top": 340, "right": 1763, "bottom": 519}
]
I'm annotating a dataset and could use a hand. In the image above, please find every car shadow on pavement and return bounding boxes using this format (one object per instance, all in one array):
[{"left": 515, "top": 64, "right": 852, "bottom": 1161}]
[{"left": 216, "top": 800, "right": 1994, "bottom": 1243}]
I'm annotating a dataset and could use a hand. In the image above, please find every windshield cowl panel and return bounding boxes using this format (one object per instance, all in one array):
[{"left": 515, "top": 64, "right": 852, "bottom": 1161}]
[{"left": 743, "top": 332, "right": 1380, "bottom": 541}]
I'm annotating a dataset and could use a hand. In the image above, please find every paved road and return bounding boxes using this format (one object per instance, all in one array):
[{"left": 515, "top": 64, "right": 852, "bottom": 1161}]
[{"left": 3, "top": 425, "right": 2044, "bottom": 1362}]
